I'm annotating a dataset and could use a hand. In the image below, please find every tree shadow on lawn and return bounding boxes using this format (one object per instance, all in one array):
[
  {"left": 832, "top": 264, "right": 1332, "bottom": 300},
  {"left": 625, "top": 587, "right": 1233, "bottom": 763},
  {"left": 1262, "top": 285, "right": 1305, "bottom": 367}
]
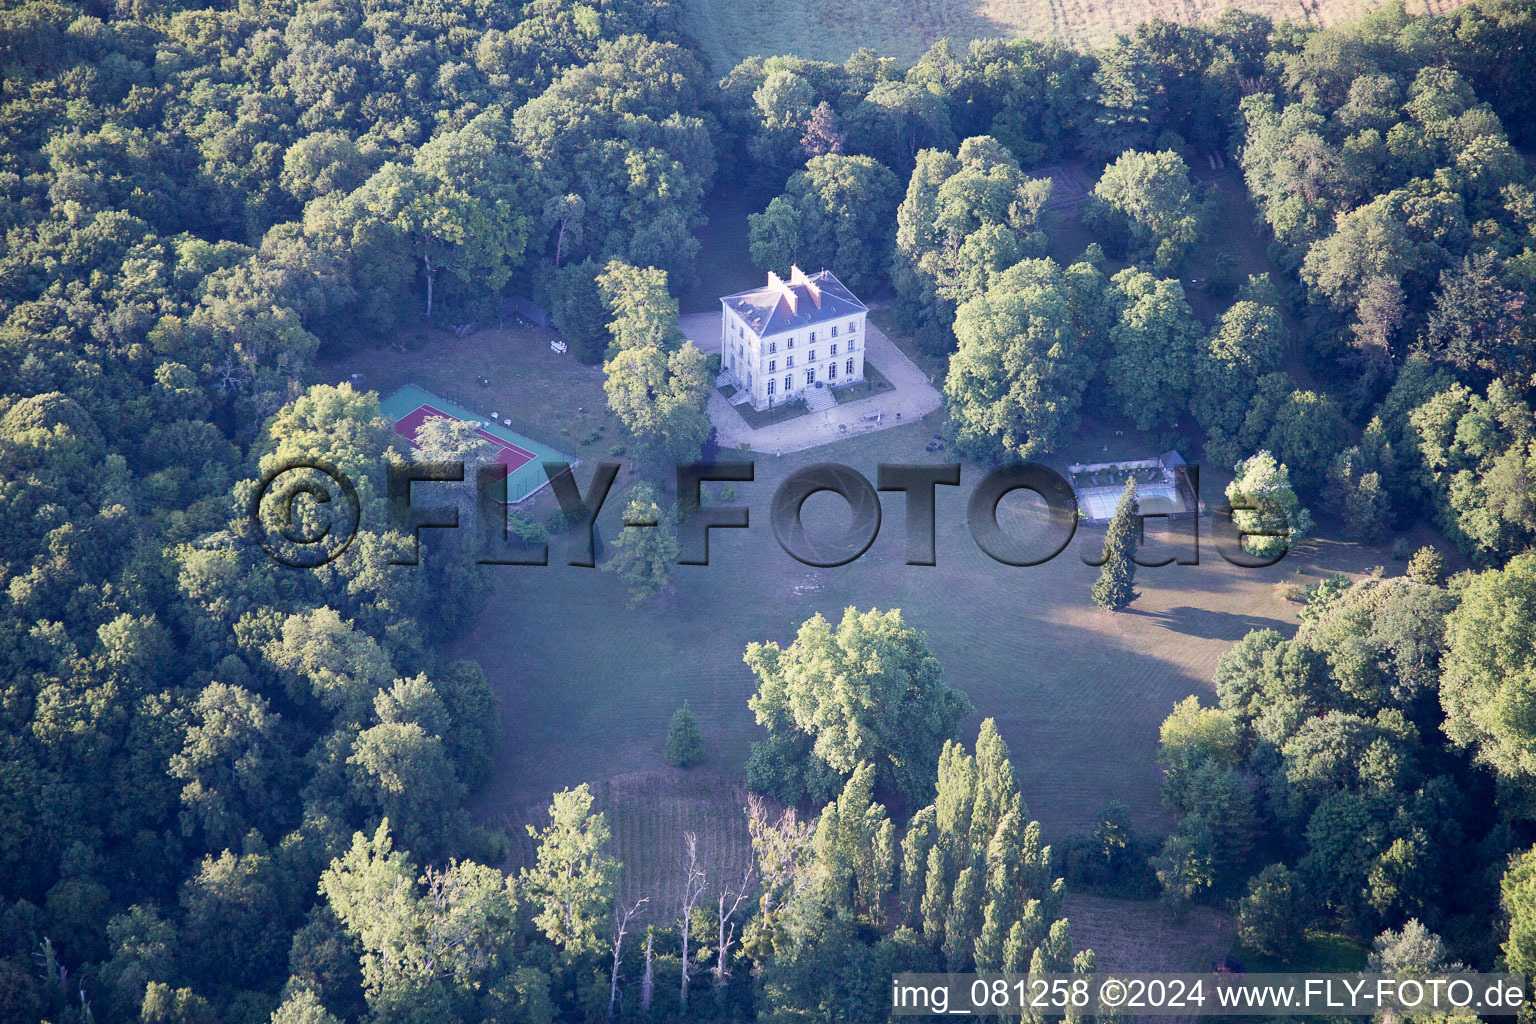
[{"left": 1125, "top": 603, "right": 1293, "bottom": 641}]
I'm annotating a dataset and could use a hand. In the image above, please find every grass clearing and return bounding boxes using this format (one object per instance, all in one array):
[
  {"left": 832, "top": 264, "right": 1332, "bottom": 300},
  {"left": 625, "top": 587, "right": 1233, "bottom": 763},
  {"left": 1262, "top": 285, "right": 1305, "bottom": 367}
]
[
  {"left": 444, "top": 406, "right": 1388, "bottom": 844},
  {"left": 326, "top": 321, "right": 618, "bottom": 464},
  {"left": 1063, "top": 892, "right": 1238, "bottom": 971},
  {"left": 677, "top": 0, "right": 1466, "bottom": 72},
  {"left": 684, "top": 190, "right": 766, "bottom": 315},
  {"left": 1235, "top": 931, "right": 1371, "bottom": 971},
  {"left": 328, "top": 307, "right": 1408, "bottom": 959}
]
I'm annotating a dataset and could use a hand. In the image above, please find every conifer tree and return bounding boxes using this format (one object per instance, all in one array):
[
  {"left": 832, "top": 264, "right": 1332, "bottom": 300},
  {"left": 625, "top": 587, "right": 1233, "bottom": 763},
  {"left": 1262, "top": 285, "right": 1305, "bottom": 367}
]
[
  {"left": 603, "top": 482, "right": 680, "bottom": 606},
  {"left": 1092, "top": 478, "right": 1139, "bottom": 611},
  {"left": 664, "top": 702, "right": 704, "bottom": 767}
]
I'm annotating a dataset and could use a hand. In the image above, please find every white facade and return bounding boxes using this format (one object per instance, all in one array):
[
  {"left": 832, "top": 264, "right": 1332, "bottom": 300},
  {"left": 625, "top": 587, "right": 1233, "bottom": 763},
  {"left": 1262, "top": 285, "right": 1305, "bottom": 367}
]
[{"left": 719, "top": 266, "right": 868, "bottom": 412}]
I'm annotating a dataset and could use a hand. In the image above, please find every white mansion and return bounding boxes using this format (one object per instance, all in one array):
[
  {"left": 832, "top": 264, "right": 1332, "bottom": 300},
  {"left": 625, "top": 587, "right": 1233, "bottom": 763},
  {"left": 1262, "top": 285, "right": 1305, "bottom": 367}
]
[{"left": 719, "top": 266, "right": 868, "bottom": 411}]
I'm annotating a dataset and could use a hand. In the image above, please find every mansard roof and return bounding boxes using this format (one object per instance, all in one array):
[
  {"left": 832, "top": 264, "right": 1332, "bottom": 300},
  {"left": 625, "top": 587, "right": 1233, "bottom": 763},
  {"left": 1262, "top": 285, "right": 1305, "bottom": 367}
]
[{"left": 721, "top": 266, "right": 867, "bottom": 337}]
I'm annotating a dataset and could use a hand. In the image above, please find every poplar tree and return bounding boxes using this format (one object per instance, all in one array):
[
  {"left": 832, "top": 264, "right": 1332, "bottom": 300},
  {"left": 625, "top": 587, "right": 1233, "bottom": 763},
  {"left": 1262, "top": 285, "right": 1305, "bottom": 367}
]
[
  {"left": 973, "top": 899, "right": 1007, "bottom": 971},
  {"left": 900, "top": 807, "right": 938, "bottom": 926},
  {"left": 943, "top": 863, "right": 983, "bottom": 970},
  {"left": 1092, "top": 479, "right": 1139, "bottom": 611},
  {"left": 520, "top": 785, "right": 619, "bottom": 954},
  {"left": 921, "top": 843, "right": 949, "bottom": 944}
]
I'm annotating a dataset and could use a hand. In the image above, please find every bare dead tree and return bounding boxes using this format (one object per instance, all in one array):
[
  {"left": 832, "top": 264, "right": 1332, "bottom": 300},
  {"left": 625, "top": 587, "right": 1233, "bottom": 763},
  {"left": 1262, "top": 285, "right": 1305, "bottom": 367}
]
[
  {"left": 678, "top": 831, "right": 708, "bottom": 1012},
  {"left": 640, "top": 927, "right": 655, "bottom": 1012},
  {"left": 608, "top": 897, "right": 647, "bottom": 1020},
  {"left": 543, "top": 193, "right": 584, "bottom": 268},
  {"left": 213, "top": 357, "right": 247, "bottom": 394},
  {"left": 713, "top": 863, "right": 754, "bottom": 985},
  {"left": 746, "top": 794, "right": 814, "bottom": 922}
]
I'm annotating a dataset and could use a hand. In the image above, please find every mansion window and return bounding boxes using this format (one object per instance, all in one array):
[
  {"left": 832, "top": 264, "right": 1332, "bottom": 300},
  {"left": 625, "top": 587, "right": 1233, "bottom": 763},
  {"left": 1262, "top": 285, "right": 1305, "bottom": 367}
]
[
  {"left": 845, "top": 357, "right": 854, "bottom": 376},
  {"left": 769, "top": 341, "right": 777, "bottom": 354},
  {"left": 830, "top": 343, "right": 838, "bottom": 356},
  {"left": 806, "top": 368, "right": 815, "bottom": 384},
  {"left": 786, "top": 355, "right": 794, "bottom": 368},
  {"left": 768, "top": 360, "right": 776, "bottom": 372},
  {"left": 848, "top": 321, "right": 857, "bottom": 332},
  {"left": 768, "top": 379, "right": 776, "bottom": 396},
  {"left": 831, "top": 326, "right": 839, "bottom": 337},
  {"left": 786, "top": 337, "right": 794, "bottom": 349},
  {"left": 828, "top": 363, "right": 837, "bottom": 379},
  {"left": 783, "top": 375, "right": 792, "bottom": 392},
  {"left": 847, "top": 338, "right": 855, "bottom": 350},
  {"left": 808, "top": 349, "right": 815, "bottom": 361},
  {"left": 809, "top": 331, "right": 817, "bottom": 342}
]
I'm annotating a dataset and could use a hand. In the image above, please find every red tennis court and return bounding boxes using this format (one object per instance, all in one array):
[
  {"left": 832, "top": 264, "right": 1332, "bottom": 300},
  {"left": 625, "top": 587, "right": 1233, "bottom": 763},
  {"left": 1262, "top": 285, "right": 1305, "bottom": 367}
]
[{"left": 393, "top": 403, "right": 536, "bottom": 477}]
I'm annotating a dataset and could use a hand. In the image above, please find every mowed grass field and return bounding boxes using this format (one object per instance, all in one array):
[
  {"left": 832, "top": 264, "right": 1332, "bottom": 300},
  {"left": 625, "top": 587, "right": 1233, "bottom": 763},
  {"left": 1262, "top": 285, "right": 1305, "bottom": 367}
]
[
  {"left": 441, "top": 391, "right": 1389, "bottom": 961},
  {"left": 454, "top": 408, "right": 1387, "bottom": 841},
  {"left": 679, "top": 0, "right": 1469, "bottom": 71}
]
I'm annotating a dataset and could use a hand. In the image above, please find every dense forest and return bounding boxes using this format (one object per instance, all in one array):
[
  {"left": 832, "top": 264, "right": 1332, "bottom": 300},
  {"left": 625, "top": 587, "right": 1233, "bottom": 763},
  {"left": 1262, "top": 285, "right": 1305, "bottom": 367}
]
[{"left": 4, "top": 0, "right": 1536, "bottom": 1020}]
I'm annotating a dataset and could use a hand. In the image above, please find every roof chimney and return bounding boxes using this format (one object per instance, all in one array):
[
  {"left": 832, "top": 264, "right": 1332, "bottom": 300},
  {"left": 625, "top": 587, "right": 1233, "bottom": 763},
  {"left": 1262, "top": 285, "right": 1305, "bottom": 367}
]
[
  {"left": 790, "top": 265, "right": 821, "bottom": 307},
  {"left": 768, "top": 269, "right": 797, "bottom": 313}
]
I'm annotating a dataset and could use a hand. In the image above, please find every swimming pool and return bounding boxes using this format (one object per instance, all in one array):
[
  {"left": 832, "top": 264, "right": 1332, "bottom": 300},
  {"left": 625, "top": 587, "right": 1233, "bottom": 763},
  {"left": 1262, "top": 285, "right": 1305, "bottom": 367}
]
[{"left": 1076, "top": 482, "right": 1183, "bottom": 521}]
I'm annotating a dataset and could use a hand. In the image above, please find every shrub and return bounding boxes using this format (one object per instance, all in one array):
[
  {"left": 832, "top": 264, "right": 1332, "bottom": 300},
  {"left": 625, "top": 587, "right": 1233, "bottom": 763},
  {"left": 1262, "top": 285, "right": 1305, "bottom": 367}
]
[
  {"left": 1391, "top": 537, "right": 1412, "bottom": 560},
  {"left": 1237, "top": 864, "right": 1307, "bottom": 960},
  {"left": 1274, "top": 581, "right": 1306, "bottom": 603},
  {"left": 1406, "top": 546, "right": 1446, "bottom": 586},
  {"left": 665, "top": 702, "right": 705, "bottom": 768},
  {"left": 508, "top": 512, "right": 548, "bottom": 546},
  {"left": 1056, "top": 803, "right": 1161, "bottom": 899}
]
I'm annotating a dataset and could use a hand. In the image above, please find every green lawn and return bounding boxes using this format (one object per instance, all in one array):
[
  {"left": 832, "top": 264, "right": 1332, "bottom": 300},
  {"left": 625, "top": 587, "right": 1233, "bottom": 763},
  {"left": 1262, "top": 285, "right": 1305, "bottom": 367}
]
[
  {"left": 1235, "top": 931, "right": 1371, "bottom": 972},
  {"left": 329, "top": 310, "right": 1406, "bottom": 973},
  {"left": 451, "top": 417, "right": 1386, "bottom": 840}
]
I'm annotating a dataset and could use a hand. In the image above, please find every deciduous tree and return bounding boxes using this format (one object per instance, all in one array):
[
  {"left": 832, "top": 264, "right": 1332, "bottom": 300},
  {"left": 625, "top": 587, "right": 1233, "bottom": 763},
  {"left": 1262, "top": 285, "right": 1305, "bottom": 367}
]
[{"left": 745, "top": 607, "right": 972, "bottom": 801}]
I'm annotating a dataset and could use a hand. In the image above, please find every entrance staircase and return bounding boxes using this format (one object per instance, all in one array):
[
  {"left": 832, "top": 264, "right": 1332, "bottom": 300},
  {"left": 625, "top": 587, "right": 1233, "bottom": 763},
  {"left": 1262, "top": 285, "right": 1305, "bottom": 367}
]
[{"left": 804, "top": 385, "right": 836, "bottom": 412}]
